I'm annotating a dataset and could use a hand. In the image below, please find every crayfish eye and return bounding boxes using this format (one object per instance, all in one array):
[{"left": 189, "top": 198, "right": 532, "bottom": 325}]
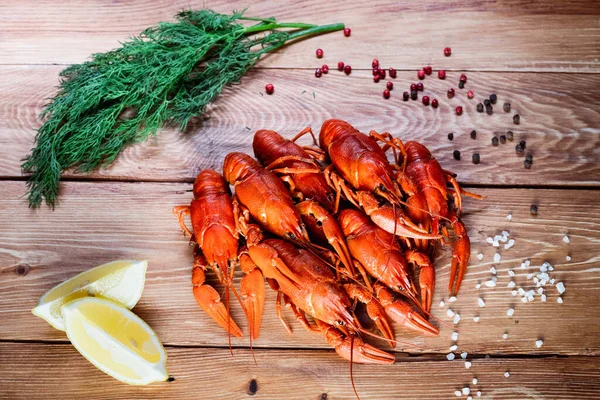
[
  {"left": 337, "top": 320, "right": 345, "bottom": 326},
  {"left": 286, "top": 232, "right": 297, "bottom": 240}
]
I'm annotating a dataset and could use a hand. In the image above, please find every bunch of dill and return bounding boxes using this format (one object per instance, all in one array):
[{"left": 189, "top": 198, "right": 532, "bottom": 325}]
[{"left": 21, "top": 9, "right": 343, "bottom": 208}]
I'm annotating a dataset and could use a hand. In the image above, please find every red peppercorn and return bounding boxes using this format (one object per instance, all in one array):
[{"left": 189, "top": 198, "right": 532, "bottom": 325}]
[
  {"left": 416, "top": 82, "right": 424, "bottom": 91},
  {"left": 378, "top": 69, "right": 386, "bottom": 79},
  {"left": 265, "top": 83, "right": 274, "bottom": 95},
  {"left": 373, "top": 75, "right": 380, "bottom": 83},
  {"left": 403, "top": 91, "right": 409, "bottom": 101},
  {"left": 389, "top": 68, "right": 397, "bottom": 78},
  {"left": 315, "top": 68, "right": 322, "bottom": 78},
  {"left": 444, "top": 47, "right": 452, "bottom": 57},
  {"left": 343, "top": 27, "right": 351, "bottom": 37},
  {"left": 460, "top": 73, "right": 467, "bottom": 83},
  {"left": 467, "top": 90, "right": 474, "bottom": 99},
  {"left": 424, "top": 66, "right": 432, "bottom": 75},
  {"left": 372, "top": 67, "right": 380, "bottom": 76},
  {"left": 344, "top": 65, "right": 352, "bottom": 75},
  {"left": 422, "top": 96, "right": 430, "bottom": 106},
  {"left": 316, "top": 48, "right": 324, "bottom": 58},
  {"left": 386, "top": 81, "right": 393, "bottom": 90},
  {"left": 447, "top": 88, "right": 455, "bottom": 98},
  {"left": 431, "top": 98, "right": 439, "bottom": 108},
  {"left": 438, "top": 69, "right": 446, "bottom": 80},
  {"left": 455, "top": 106, "right": 463, "bottom": 115},
  {"left": 383, "top": 89, "right": 390, "bottom": 99},
  {"left": 338, "top": 61, "right": 345, "bottom": 71},
  {"left": 417, "top": 70, "right": 425, "bottom": 80},
  {"left": 322, "top": 65, "right": 329, "bottom": 74},
  {"left": 372, "top": 59, "right": 379, "bottom": 68},
  {"left": 410, "top": 83, "right": 417, "bottom": 91}
]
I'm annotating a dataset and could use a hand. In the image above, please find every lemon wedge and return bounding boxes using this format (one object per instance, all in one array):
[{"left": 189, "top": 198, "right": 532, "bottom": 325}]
[
  {"left": 62, "top": 296, "right": 168, "bottom": 385},
  {"left": 32, "top": 260, "right": 147, "bottom": 331}
]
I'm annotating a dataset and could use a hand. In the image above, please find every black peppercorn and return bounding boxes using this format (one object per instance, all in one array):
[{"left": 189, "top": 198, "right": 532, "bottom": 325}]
[
  {"left": 530, "top": 204, "right": 538, "bottom": 215},
  {"left": 500, "top": 135, "right": 506, "bottom": 144},
  {"left": 403, "top": 91, "right": 409, "bottom": 101},
  {"left": 484, "top": 99, "right": 491, "bottom": 106},
  {"left": 448, "top": 133, "right": 454, "bottom": 141},
  {"left": 519, "top": 140, "right": 526, "bottom": 149},
  {"left": 458, "top": 81, "right": 465, "bottom": 89},
  {"left": 492, "top": 136, "right": 499, "bottom": 146},
  {"left": 486, "top": 105, "right": 493, "bottom": 115},
  {"left": 477, "top": 103, "right": 484, "bottom": 113},
  {"left": 525, "top": 153, "right": 533, "bottom": 162},
  {"left": 524, "top": 159, "right": 532, "bottom": 169},
  {"left": 516, "top": 144, "right": 524, "bottom": 155},
  {"left": 490, "top": 94, "right": 497, "bottom": 104},
  {"left": 470, "top": 130, "right": 477, "bottom": 139},
  {"left": 507, "top": 131, "right": 514, "bottom": 141},
  {"left": 453, "top": 150, "right": 461, "bottom": 160},
  {"left": 472, "top": 153, "right": 481, "bottom": 164},
  {"left": 513, "top": 114, "right": 520, "bottom": 124},
  {"left": 503, "top": 102, "right": 511, "bottom": 112},
  {"left": 411, "top": 90, "right": 418, "bottom": 100}
]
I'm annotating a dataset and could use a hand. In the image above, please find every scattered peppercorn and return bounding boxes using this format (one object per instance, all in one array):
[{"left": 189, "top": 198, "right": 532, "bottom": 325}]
[
  {"left": 500, "top": 135, "right": 506, "bottom": 144},
  {"left": 460, "top": 74, "right": 467, "bottom": 83},
  {"left": 467, "top": 90, "right": 474, "bottom": 99},
  {"left": 455, "top": 106, "right": 463, "bottom": 115},
  {"left": 507, "top": 131, "right": 514, "bottom": 141},
  {"left": 477, "top": 103, "right": 484, "bottom": 113},
  {"left": 383, "top": 89, "right": 390, "bottom": 99},
  {"left": 453, "top": 150, "right": 461, "bottom": 160},
  {"left": 472, "top": 153, "right": 481, "bottom": 164},
  {"left": 418, "top": 70, "right": 425, "bottom": 80},
  {"left": 416, "top": 82, "right": 424, "bottom": 91},
  {"left": 458, "top": 81, "right": 465, "bottom": 89},
  {"left": 431, "top": 98, "right": 439, "bottom": 108},
  {"left": 411, "top": 90, "right": 418, "bottom": 100},
  {"left": 422, "top": 96, "right": 430, "bottom": 106},
  {"left": 372, "top": 68, "right": 380, "bottom": 76},
  {"left": 403, "top": 91, "right": 410, "bottom": 101},
  {"left": 470, "top": 130, "right": 477, "bottom": 139},
  {"left": 447, "top": 88, "right": 455, "bottom": 98},
  {"left": 410, "top": 83, "right": 417, "bottom": 91},
  {"left": 515, "top": 144, "right": 524, "bottom": 155},
  {"left": 316, "top": 48, "right": 324, "bottom": 58},
  {"left": 379, "top": 69, "right": 386, "bottom": 79},
  {"left": 389, "top": 68, "right": 397, "bottom": 78},
  {"left": 343, "top": 27, "right": 351, "bottom": 37},
  {"left": 444, "top": 47, "right": 452, "bottom": 56},
  {"left": 344, "top": 65, "right": 352, "bottom": 75},
  {"left": 265, "top": 83, "right": 274, "bottom": 95},
  {"left": 486, "top": 104, "right": 493, "bottom": 115},
  {"left": 438, "top": 69, "right": 446, "bottom": 79},
  {"left": 524, "top": 159, "right": 532, "bottom": 169},
  {"left": 386, "top": 81, "right": 394, "bottom": 90},
  {"left": 489, "top": 94, "right": 497, "bottom": 104},
  {"left": 424, "top": 66, "right": 432, "bottom": 75},
  {"left": 530, "top": 204, "right": 538, "bottom": 215},
  {"left": 513, "top": 114, "right": 520, "bottom": 124},
  {"left": 520, "top": 140, "right": 526, "bottom": 149},
  {"left": 373, "top": 75, "right": 380, "bottom": 83},
  {"left": 503, "top": 102, "right": 511, "bottom": 112},
  {"left": 338, "top": 61, "right": 345, "bottom": 71},
  {"left": 321, "top": 64, "right": 329, "bottom": 74},
  {"left": 484, "top": 99, "right": 491, "bottom": 106},
  {"left": 492, "top": 136, "right": 499, "bottom": 146},
  {"left": 372, "top": 59, "right": 380, "bottom": 69},
  {"left": 315, "top": 68, "right": 322, "bottom": 78},
  {"left": 525, "top": 153, "right": 533, "bottom": 162},
  {"left": 448, "top": 132, "right": 454, "bottom": 140}
]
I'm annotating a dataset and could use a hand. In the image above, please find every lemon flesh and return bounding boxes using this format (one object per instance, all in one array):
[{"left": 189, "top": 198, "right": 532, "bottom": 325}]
[
  {"left": 32, "top": 260, "right": 147, "bottom": 331},
  {"left": 63, "top": 297, "right": 168, "bottom": 385}
]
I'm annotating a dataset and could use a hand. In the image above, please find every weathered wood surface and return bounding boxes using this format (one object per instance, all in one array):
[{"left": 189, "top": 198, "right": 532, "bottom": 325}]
[
  {"left": 2, "top": 1, "right": 599, "bottom": 72},
  {"left": 2, "top": 66, "right": 600, "bottom": 185},
  {"left": 1, "top": 181, "right": 598, "bottom": 356},
  {"left": 1, "top": 343, "right": 599, "bottom": 400}
]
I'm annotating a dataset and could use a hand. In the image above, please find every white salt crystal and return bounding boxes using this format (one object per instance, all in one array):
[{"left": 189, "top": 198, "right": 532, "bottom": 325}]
[
  {"left": 450, "top": 344, "right": 458, "bottom": 351},
  {"left": 518, "top": 288, "right": 526, "bottom": 295},
  {"left": 508, "top": 281, "right": 516, "bottom": 288},
  {"left": 525, "top": 260, "right": 531, "bottom": 266},
  {"left": 536, "top": 339, "right": 543, "bottom": 348},
  {"left": 477, "top": 253, "right": 484, "bottom": 261},
  {"left": 449, "top": 296, "right": 457, "bottom": 303},
  {"left": 541, "top": 294, "right": 547, "bottom": 302},
  {"left": 472, "top": 378, "right": 478, "bottom": 385},
  {"left": 548, "top": 265, "right": 554, "bottom": 271},
  {"left": 467, "top": 397, "right": 472, "bottom": 400},
  {"left": 461, "top": 352, "right": 468, "bottom": 359},
  {"left": 475, "top": 283, "right": 481, "bottom": 289},
  {"left": 556, "top": 282, "right": 566, "bottom": 294},
  {"left": 447, "top": 309, "right": 455, "bottom": 317},
  {"left": 520, "top": 262, "right": 527, "bottom": 269},
  {"left": 537, "top": 287, "right": 544, "bottom": 295},
  {"left": 505, "top": 239, "right": 515, "bottom": 249},
  {"left": 454, "top": 313, "right": 461, "bottom": 324},
  {"left": 489, "top": 266, "right": 497, "bottom": 275},
  {"left": 503, "top": 333, "right": 508, "bottom": 339},
  {"left": 494, "top": 253, "right": 501, "bottom": 263},
  {"left": 465, "top": 361, "right": 472, "bottom": 369},
  {"left": 439, "top": 300, "right": 445, "bottom": 307},
  {"left": 521, "top": 297, "right": 528, "bottom": 303},
  {"left": 550, "top": 278, "right": 555, "bottom": 284},
  {"left": 455, "top": 390, "right": 462, "bottom": 397},
  {"left": 563, "top": 235, "right": 569, "bottom": 243},
  {"left": 447, "top": 353, "right": 456, "bottom": 361},
  {"left": 500, "top": 235, "right": 508, "bottom": 243},
  {"left": 504, "top": 372, "right": 510, "bottom": 378},
  {"left": 478, "top": 298, "right": 486, "bottom": 307},
  {"left": 508, "top": 269, "right": 515, "bottom": 277},
  {"left": 557, "top": 297, "right": 564, "bottom": 304},
  {"left": 486, "top": 237, "right": 494, "bottom": 245},
  {"left": 506, "top": 213, "right": 512, "bottom": 221},
  {"left": 507, "top": 308, "right": 514, "bottom": 317},
  {"left": 462, "top": 387, "right": 470, "bottom": 395},
  {"left": 492, "top": 241, "right": 500, "bottom": 247},
  {"left": 512, "top": 290, "right": 517, "bottom": 296},
  {"left": 484, "top": 280, "right": 496, "bottom": 288},
  {"left": 527, "top": 273, "right": 533, "bottom": 279},
  {"left": 494, "top": 235, "right": 503, "bottom": 242},
  {"left": 473, "top": 316, "right": 480, "bottom": 322},
  {"left": 502, "top": 230, "right": 510, "bottom": 237},
  {"left": 566, "top": 255, "right": 572, "bottom": 262},
  {"left": 452, "top": 331, "right": 459, "bottom": 341},
  {"left": 491, "top": 276, "right": 498, "bottom": 283},
  {"left": 477, "top": 391, "right": 481, "bottom": 397}
]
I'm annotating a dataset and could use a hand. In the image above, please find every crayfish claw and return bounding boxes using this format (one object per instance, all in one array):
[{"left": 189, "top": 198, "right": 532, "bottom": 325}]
[
  {"left": 376, "top": 284, "right": 439, "bottom": 336},
  {"left": 321, "top": 322, "right": 395, "bottom": 364}
]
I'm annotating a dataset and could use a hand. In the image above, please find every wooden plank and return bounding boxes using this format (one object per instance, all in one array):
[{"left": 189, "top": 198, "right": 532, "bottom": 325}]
[
  {"left": 1, "top": 181, "right": 599, "bottom": 356},
  {"left": 1, "top": 343, "right": 599, "bottom": 399},
  {"left": 2, "top": 67, "right": 599, "bottom": 186},
  {"left": 1, "top": 1, "right": 599, "bottom": 71}
]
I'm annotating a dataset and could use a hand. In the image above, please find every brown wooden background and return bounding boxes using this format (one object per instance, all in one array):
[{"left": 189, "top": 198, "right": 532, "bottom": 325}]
[{"left": 1, "top": 1, "right": 599, "bottom": 399}]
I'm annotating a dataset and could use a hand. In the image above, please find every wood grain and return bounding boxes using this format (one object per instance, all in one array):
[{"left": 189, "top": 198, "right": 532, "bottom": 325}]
[
  {"left": 1, "top": 181, "right": 599, "bottom": 355},
  {"left": 1, "top": 343, "right": 599, "bottom": 399},
  {"left": 1, "top": 1, "right": 599, "bottom": 72},
  {"left": 2, "top": 66, "right": 599, "bottom": 186}
]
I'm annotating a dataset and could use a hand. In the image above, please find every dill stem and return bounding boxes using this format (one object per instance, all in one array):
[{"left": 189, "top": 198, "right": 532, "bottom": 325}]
[
  {"left": 257, "top": 22, "right": 345, "bottom": 55},
  {"left": 243, "top": 21, "right": 318, "bottom": 35}
]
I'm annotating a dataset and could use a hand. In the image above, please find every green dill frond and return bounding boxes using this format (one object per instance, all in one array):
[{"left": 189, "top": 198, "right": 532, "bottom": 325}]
[{"left": 21, "top": 9, "right": 343, "bottom": 208}]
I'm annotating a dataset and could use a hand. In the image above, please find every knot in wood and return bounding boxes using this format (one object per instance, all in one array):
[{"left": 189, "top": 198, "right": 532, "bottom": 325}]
[
  {"left": 15, "top": 264, "right": 31, "bottom": 276},
  {"left": 247, "top": 378, "right": 258, "bottom": 396}
]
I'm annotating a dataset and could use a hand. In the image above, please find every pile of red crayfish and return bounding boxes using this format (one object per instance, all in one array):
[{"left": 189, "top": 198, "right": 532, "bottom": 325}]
[{"left": 173, "top": 119, "right": 480, "bottom": 364}]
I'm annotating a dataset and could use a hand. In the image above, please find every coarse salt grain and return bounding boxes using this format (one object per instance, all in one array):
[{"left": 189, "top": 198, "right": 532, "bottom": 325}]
[
  {"left": 485, "top": 280, "right": 496, "bottom": 288},
  {"left": 454, "top": 313, "right": 461, "bottom": 324},
  {"left": 505, "top": 239, "right": 515, "bottom": 249},
  {"left": 439, "top": 300, "right": 445, "bottom": 307},
  {"left": 494, "top": 253, "right": 501, "bottom": 263},
  {"left": 556, "top": 282, "right": 566, "bottom": 294},
  {"left": 478, "top": 298, "right": 486, "bottom": 307},
  {"left": 502, "top": 230, "right": 510, "bottom": 237},
  {"left": 508, "top": 269, "right": 515, "bottom": 277},
  {"left": 477, "top": 391, "right": 481, "bottom": 397},
  {"left": 473, "top": 316, "right": 480, "bottom": 322},
  {"left": 503, "top": 333, "right": 508, "bottom": 339},
  {"left": 447, "top": 309, "right": 455, "bottom": 317},
  {"left": 462, "top": 387, "right": 470, "bottom": 395},
  {"left": 541, "top": 294, "right": 547, "bottom": 302},
  {"left": 461, "top": 352, "right": 468, "bottom": 359},
  {"left": 507, "top": 308, "right": 514, "bottom": 317},
  {"left": 489, "top": 266, "right": 497, "bottom": 275},
  {"left": 536, "top": 339, "right": 543, "bottom": 348},
  {"left": 447, "top": 353, "right": 456, "bottom": 361},
  {"left": 508, "top": 281, "right": 516, "bottom": 288},
  {"left": 475, "top": 283, "right": 481, "bottom": 289},
  {"left": 504, "top": 372, "right": 510, "bottom": 378},
  {"left": 455, "top": 390, "right": 462, "bottom": 397},
  {"left": 494, "top": 235, "right": 503, "bottom": 243},
  {"left": 486, "top": 237, "right": 494, "bottom": 245},
  {"left": 450, "top": 344, "right": 458, "bottom": 351},
  {"left": 521, "top": 297, "right": 528, "bottom": 303},
  {"left": 449, "top": 296, "right": 457, "bottom": 303},
  {"left": 512, "top": 290, "right": 517, "bottom": 296},
  {"left": 452, "top": 332, "right": 459, "bottom": 341},
  {"left": 465, "top": 361, "right": 472, "bottom": 369},
  {"left": 467, "top": 397, "right": 472, "bottom": 400},
  {"left": 527, "top": 273, "right": 533, "bottom": 279},
  {"left": 557, "top": 297, "right": 564, "bottom": 304},
  {"left": 493, "top": 240, "right": 499, "bottom": 247},
  {"left": 472, "top": 378, "right": 478, "bottom": 385},
  {"left": 566, "top": 255, "right": 572, "bottom": 261},
  {"left": 537, "top": 287, "right": 544, "bottom": 294},
  {"left": 563, "top": 235, "right": 569, "bottom": 243},
  {"left": 477, "top": 253, "right": 484, "bottom": 261},
  {"left": 507, "top": 214, "right": 512, "bottom": 221}
]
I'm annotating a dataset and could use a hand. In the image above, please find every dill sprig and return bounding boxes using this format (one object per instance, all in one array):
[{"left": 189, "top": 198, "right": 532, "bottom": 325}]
[{"left": 21, "top": 9, "right": 344, "bottom": 208}]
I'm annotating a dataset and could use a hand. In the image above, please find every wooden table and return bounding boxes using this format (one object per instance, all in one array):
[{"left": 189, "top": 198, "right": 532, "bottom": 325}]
[{"left": 1, "top": 1, "right": 600, "bottom": 399}]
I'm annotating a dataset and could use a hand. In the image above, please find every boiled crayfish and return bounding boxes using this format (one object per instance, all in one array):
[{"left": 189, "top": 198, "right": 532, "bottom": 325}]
[{"left": 173, "top": 118, "right": 479, "bottom": 367}]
